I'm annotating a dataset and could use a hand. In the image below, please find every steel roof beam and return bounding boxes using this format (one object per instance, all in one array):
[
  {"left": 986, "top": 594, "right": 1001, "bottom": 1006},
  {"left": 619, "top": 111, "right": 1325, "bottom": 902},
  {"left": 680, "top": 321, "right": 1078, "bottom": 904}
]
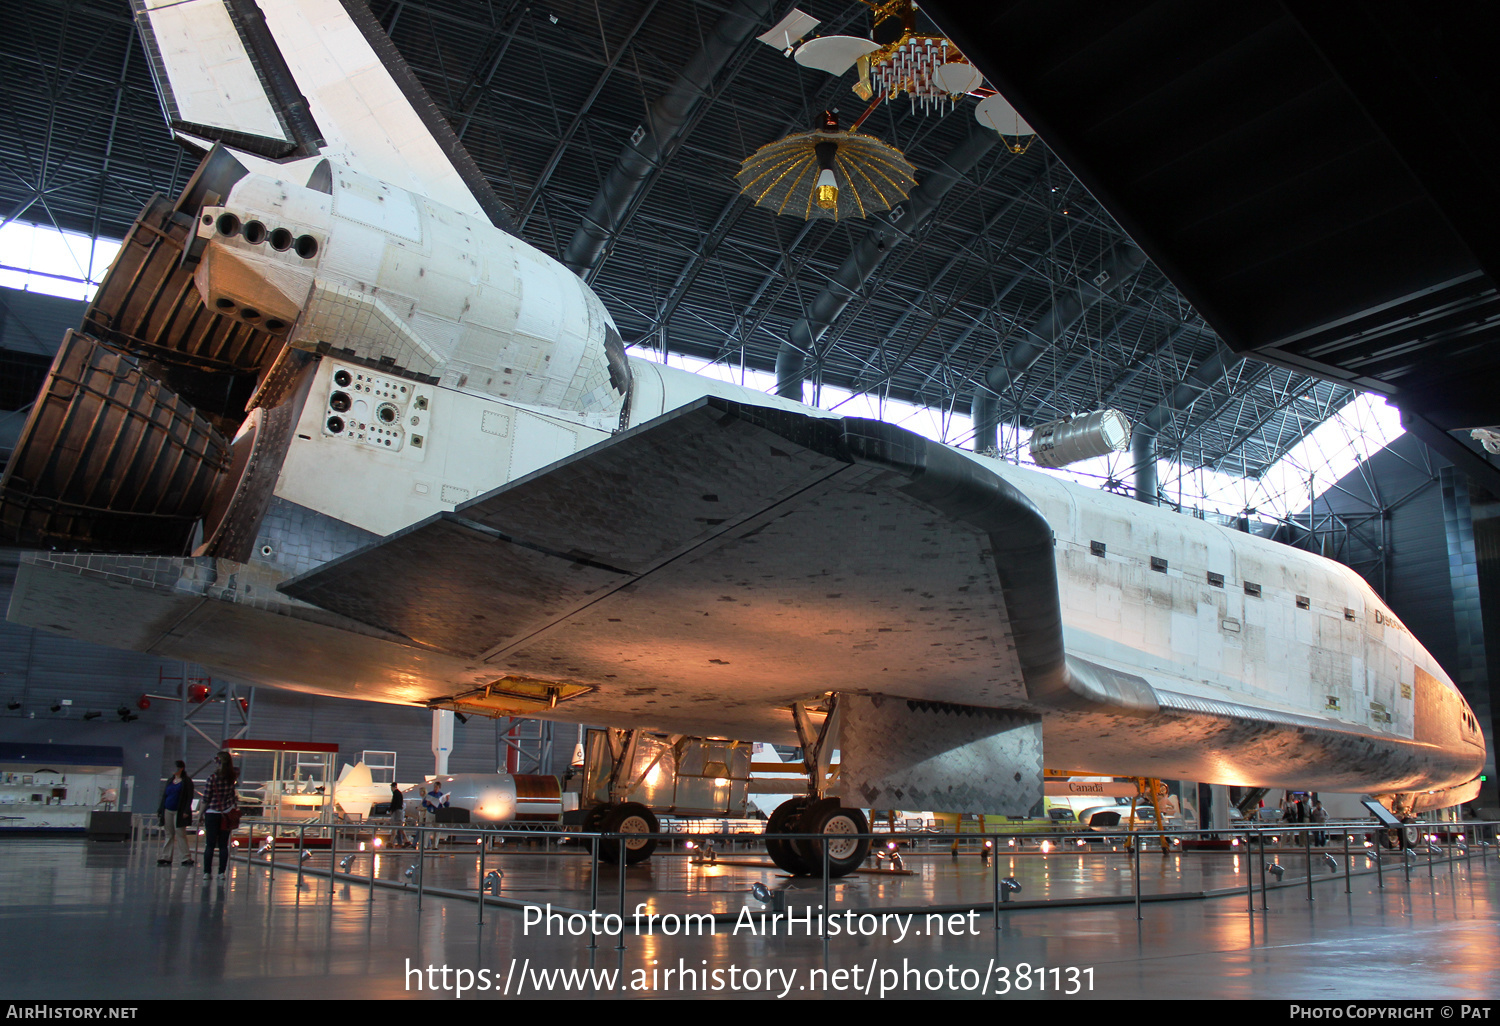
[
  {"left": 559, "top": 0, "right": 774, "bottom": 281},
  {"left": 516, "top": 0, "right": 660, "bottom": 230},
  {"left": 775, "top": 123, "right": 1000, "bottom": 401},
  {"left": 970, "top": 243, "right": 1146, "bottom": 451}
]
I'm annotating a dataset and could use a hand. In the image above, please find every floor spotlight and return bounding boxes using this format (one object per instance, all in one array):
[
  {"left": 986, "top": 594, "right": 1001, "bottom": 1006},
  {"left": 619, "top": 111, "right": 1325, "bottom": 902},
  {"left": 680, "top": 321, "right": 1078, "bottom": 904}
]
[{"left": 83, "top": 711, "right": 101, "bottom": 721}]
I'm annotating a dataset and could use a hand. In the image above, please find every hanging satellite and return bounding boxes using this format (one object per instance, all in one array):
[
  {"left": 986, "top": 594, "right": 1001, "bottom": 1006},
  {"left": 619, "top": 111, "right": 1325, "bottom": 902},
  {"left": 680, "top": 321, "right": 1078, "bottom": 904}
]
[
  {"left": 974, "top": 93, "right": 1035, "bottom": 153},
  {"left": 736, "top": 110, "right": 915, "bottom": 222},
  {"left": 1028, "top": 410, "right": 1132, "bottom": 469},
  {"left": 787, "top": 1, "right": 1034, "bottom": 151},
  {"left": 786, "top": 1, "right": 979, "bottom": 116},
  {"left": 756, "top": 9, "right": 821, "bottom": 54}
]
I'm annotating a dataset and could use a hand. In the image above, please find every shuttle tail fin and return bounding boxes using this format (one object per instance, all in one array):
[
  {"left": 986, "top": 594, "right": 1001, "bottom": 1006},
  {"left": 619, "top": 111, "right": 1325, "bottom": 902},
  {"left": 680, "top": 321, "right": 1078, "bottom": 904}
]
[{"left": 130, "top": 0, "right": 516, "bottom": 230}]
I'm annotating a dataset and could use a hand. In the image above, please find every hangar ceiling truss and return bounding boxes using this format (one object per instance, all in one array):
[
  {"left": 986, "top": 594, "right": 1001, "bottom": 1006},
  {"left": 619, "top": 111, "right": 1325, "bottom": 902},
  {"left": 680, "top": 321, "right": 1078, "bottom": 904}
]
[{"left": 0, "top": 0, "right": 1376, "bottom": 492}]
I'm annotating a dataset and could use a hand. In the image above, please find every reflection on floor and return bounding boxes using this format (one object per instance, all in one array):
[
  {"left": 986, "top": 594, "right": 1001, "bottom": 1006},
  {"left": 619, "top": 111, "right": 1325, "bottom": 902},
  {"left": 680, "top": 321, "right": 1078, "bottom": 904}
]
[{"left": 1, "top": 836, "right": 1495, "bottom": 999}]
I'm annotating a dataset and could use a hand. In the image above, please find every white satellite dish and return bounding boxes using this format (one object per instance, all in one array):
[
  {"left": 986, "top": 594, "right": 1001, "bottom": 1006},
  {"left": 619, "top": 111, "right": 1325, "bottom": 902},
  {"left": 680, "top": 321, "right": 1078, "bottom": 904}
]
[
  {"left": 975, "top": 92, "right": 1034, "bottom": 136},
  {"left": 933, "top": 60, "right": 982, "bottom": 95},
  {"left": 794, "top": 35, "right": 882, "bottom": 77}
]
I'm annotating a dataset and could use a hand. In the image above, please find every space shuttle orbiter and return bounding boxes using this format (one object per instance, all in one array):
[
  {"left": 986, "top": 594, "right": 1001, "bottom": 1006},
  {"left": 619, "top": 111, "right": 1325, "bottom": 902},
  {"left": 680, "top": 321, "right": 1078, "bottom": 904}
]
[{"left": 0, "top": 0, "right": 1484, "bottom": 876}]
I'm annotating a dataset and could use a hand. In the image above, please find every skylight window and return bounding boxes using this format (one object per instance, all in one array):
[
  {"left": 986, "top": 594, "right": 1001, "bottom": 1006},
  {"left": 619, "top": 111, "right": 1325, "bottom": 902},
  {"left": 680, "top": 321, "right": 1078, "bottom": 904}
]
[{"left": 0, "top": 221, "right": 120, "bottom": 302}]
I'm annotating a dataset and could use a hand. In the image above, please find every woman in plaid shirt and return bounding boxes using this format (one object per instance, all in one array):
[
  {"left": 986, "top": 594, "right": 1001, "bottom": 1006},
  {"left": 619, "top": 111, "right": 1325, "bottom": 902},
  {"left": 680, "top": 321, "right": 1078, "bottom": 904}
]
[{"left": 201, "top": 751, "right": 240, "bottom": 879}]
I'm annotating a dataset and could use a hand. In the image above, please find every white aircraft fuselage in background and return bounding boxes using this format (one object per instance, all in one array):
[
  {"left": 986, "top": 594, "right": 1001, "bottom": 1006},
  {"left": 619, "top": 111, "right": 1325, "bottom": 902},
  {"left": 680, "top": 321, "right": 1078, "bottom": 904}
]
[{"left": 1, "top": 0, "right": 1484, "bottom": 816}]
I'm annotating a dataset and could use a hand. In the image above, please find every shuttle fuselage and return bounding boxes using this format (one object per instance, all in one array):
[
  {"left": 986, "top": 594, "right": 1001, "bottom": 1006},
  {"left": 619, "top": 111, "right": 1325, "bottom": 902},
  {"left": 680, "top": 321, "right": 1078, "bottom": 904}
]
[{"left": 3, "top": 147, "right": 1484, "bottom": 814}]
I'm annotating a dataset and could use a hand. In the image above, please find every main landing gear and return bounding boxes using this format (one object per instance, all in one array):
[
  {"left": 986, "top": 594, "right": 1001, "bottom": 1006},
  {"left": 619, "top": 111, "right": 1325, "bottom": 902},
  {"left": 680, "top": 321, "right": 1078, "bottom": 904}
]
[
  {"left": 761, "top": 696, "right": 871, "bottom": 877},
  {"left": 765, "top": 796, "right": 871, "bottom": 877}
]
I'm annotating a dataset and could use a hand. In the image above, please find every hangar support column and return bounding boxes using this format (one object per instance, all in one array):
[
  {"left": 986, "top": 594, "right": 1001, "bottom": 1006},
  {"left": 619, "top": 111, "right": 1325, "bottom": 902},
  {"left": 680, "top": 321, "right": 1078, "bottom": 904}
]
[
  {"left": 1132, "top": 428, "right": 1157, "bottom": 505},
  {"left": 970, "top": 244, "right": 1147, "bottom": 453}
]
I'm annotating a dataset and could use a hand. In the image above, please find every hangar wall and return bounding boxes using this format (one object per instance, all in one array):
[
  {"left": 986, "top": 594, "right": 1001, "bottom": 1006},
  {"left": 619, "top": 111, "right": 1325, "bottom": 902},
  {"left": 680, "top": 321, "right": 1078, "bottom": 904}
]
[{"left": 0, "top": 550, "right": 553, "bottom": 807}]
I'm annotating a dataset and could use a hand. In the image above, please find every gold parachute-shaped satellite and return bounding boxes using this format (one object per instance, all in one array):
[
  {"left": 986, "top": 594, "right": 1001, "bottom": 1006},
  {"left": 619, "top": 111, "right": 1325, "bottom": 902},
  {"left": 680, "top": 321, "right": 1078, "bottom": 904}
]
[{"left": 736, "top": 110, "right": 915, "bottom": 221}]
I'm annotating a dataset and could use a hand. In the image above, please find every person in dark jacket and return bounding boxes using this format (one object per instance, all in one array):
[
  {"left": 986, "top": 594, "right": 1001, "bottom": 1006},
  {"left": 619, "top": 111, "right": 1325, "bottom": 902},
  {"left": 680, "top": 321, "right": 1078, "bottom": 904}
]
[
  {"left": 200, "top": 751, "right": 240, "bottom": 880},
  {"left": 389, "top": 782, "right": 409, "bottom": 847},
  {"left": 156, "top": 761, "right": 195, "bottom": 866}
]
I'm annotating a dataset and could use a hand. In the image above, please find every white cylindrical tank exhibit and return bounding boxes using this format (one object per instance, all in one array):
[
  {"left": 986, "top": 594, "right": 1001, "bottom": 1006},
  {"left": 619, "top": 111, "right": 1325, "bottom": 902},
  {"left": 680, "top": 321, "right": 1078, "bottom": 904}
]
[
  {"left": 435, "top": 773, "right": 563, "bottom": 822},
  {"left": 1029, "top": 409, "right": 1131, "bottom": 468}
]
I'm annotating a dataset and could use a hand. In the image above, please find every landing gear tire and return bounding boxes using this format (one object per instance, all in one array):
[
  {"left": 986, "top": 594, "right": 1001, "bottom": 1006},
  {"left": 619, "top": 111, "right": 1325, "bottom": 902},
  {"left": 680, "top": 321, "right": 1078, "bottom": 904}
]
[
  {"left": 765, "top": 797, "right": 812, "bottom": 875},
  {"left": 582, "top": 803, "right": 611, "bottom": 833},
  {"left": 599, "top": 802, "right": 658, "bottom": 866},
  {"left": 572, "top": 802, "right": 610, "bottom": 851},
  {"left": 791, "top": 803, "right": 871, "bottom": 878}
]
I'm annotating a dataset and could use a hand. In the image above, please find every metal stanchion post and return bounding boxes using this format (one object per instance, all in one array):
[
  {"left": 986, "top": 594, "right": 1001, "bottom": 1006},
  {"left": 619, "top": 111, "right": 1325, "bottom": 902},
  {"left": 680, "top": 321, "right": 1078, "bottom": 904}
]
[
  {"left": 1258, "top": 829, "right": 1269, "bottom": 911},
  {"left": 478, "top": 840, "right": 486, "bottom": 926},
  {"left": 1246, "top": 836, "right": 1255, "bottom": 914},
  {"left": 1343, "top": 832, "right": 1350, "bottom": 893},
  {"left": 417, "top": 829, "right": 425, "bottom": 911},
  {"left": 616, "top": 832, "right": 626, "bottom": 952},
  {"left": 328, "top": 824, "right": 337, "bottom": 907},
  {"left": 1132, "top": 838, "right": 1142, "bottom": 921},
  {"left": 992, "top": 835, "right": 1001, "bottom": 929},
  {"left": 268, "top": 825, "right": 276, "bottom": 881},
  {"left": 589, "top": 836, "right": 599, "bottom": 952},
  {"left": 369, "top": 831, "right": 377, "bottom": 900},
  {"left": 822, "top": 833, "right": 831, "bottom": 924},
  {"left": 1304, "top": 829, "right": 1313, "bottom": 901},
  {"left": 298, "top": 825, "right": 306, "bottom": 885}
]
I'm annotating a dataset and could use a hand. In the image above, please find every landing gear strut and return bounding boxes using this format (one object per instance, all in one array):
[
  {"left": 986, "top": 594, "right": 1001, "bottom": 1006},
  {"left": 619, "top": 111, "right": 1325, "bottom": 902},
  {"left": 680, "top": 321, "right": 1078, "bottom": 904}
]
[
  {"left": 584, "top": 728, "right": 663, "bottom": 866},
  {"left": 761, "top": 697, "right": 872, "bottom": 877}
]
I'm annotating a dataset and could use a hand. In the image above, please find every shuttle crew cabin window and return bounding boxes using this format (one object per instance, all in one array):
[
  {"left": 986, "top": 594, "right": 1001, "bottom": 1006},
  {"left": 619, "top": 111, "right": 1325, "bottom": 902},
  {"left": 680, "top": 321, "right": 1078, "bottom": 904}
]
[
  {"left": 1206, "top": 571, "right": 1224, "bottom": 588},
  {"left": 1150, "top": 556, "right": 1169, "bottom": 573},
  {"left": 1244, "top": 582, "right": 1261, "bottom": 597}
]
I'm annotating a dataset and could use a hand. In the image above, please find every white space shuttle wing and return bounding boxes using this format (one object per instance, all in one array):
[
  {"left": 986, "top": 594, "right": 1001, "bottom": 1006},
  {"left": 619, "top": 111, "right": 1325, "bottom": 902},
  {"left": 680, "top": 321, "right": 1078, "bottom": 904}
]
[
  {"left": 132, "top": 0, "right": 515, "bottom": 230},
  {"left": 280, "top": 398, "right": 1067, "bottom": 714}
]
